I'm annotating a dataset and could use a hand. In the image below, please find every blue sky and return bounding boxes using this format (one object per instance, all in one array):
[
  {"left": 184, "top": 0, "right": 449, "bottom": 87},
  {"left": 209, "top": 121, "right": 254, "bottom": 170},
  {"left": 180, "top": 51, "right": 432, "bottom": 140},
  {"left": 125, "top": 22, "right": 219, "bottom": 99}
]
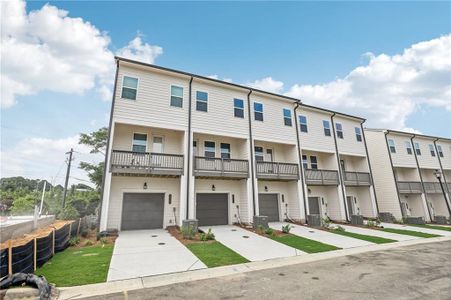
[{"left": 2, "top": 1, "right": 450, "bottom": 184}]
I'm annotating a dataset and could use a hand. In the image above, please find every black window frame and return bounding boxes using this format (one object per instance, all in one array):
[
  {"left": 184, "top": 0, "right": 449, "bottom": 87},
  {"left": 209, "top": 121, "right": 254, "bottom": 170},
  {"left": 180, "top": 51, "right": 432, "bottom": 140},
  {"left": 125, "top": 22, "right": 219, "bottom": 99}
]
[
  {"left": 204, "top": 141, "right": 216, "bottom": 158},
  {"left": 299, "top": 115, "right": 308, "bottom": 133},
  {"left": 437, "top": 145, "right": 444, "bottom": 157},
  {"left": 388, "top": 139, "right": 396, "bottom": 153},
  {"left": 310, "top": 156, "right": 318, "bottom": 170},
  {"left": 429, "top": 144, "right": 436, "bottom": 157},
  {"left": 234, "top": 98, "right": 244, "bottom": 118},
  {"left": 355, "top": 127, "right": 362, "bottom": 142},
  {"left": 283, "top": 108, "right": 292, "bottom": 127},
  {"left": 336, "top": 123, "right": 343, "bottom": 139},
  {"left": 414, "top": 142, "right": 421, "bottom": 156},
  {"left": 254, "top": 102, "right": 264, "bottom": 121},
  {"left": 254, "top": 146, "right": 264, "bottom": 161},
  {"left": 196, "top": 91, "right": 208, "bottom": 112},
  {"left": 405, "top": 141, "right": 413, "bottom": 155},
  {"left": 220, "top": 143, "right": 231, "bottom": 159},
  {"left": 121, "top": 76, "right": 138, "bottom": 100},
  {"left": 170, "top": 85, "right": 184, "bottom": 108}
]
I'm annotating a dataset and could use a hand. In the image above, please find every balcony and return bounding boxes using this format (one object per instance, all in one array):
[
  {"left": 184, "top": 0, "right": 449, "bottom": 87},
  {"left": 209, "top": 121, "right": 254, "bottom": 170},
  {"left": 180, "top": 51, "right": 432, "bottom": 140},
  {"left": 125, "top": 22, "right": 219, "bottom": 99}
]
[
  {"left": 193, "top": 156, "right": 249, "bottom": 179},
  {"left": 343, "top": 171, "right": 371, "bottom": 186},
  {"left": 110, "top": 150, "right": 184, "bottom": 176},
  {"left": 397, "top": 181, "right": 423, "bottom": 194},
  {"left": 256, "top": 161, "right": 299, "bottom": 181},
  {"left": 305, "top": 169, "right": 339, "bottom": 186},
  {"left": 423, "top": 182, "right": 443, "bottom": 194}
]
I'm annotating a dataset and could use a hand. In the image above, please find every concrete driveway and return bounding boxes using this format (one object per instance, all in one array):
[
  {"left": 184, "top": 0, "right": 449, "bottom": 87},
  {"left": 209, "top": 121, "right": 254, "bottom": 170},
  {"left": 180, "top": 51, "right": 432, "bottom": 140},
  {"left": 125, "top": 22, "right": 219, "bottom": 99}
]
[
  {"left": 200, "top": 225, "right": 304, "bottom": 261},
  {"left": 380, "top": 222, "right": 451, "bottom": 236},
  {"left": 331, "top": 223, "right": 420, "bottom": 241},
  {"left": 270, "top": 222, "right": 373, "bottom": 249},
  {"left": 107, "top": 229, "right": 206, "bottom": 281}
]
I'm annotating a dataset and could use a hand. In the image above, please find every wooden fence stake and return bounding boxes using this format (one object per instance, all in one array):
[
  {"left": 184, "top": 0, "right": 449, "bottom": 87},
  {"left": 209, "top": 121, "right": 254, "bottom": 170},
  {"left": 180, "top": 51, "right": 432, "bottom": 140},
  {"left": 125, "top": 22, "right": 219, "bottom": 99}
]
[
  {"left": 34, "top": 238, "right": 37, "bottom": 271},
  {"left": 69, "top": 222, "right": 72, "bottom": 239},
  {"left": 77, "top": 218, "right": 81, "bottom": 235},
  {"left": 52, "top": 228, "right": 55, "bottom": 255},
  {"left": 8, "top": 240, "right": 12, "bottom": 275}
]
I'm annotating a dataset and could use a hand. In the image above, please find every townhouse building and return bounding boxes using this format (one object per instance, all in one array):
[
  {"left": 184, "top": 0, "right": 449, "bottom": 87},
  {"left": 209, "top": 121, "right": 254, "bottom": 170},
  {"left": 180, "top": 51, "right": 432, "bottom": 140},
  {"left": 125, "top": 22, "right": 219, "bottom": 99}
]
[
  {"left": 99, "top": 57, "right": 378, "bottom": 232},
  {"left": 365, "top": 129, "right": 451, "bottom": 222}
]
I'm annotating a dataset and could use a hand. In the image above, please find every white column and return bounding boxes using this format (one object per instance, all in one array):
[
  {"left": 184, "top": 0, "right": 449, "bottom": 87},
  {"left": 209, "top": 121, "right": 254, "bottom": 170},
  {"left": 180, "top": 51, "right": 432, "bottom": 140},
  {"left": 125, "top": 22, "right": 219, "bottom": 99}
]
[
  {"left": 369, "top": 187, "right": 378, "bottom": 218},
  {"left": 187, "top": 130, "right": 196, "bottom": 220},
  {"left": 100, "top": 122, "right": 115, "bottom": 231},
  {"left": 420, "top": 194, "right": 432, "bottom": 222}
]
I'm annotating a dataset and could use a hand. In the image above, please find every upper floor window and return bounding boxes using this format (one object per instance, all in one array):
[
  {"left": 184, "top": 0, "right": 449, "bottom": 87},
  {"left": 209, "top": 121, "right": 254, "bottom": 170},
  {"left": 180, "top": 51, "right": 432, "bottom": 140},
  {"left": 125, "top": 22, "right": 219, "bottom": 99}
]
[
  {"left": 254, "top": 102, "right": 263, "bottom": 121},
  {"left": 429, "top": 144, "right": 436, "bottom": 157},
  {"left": 355, "top": 127, "right": 362, "bottom": 142},
  {"left": 121, "top": 76, "right": 138, "bottom": 100},
  {"left": 283, "top": 108, "right": 292, "bottom": 126},
  {"left": 132, "top": 133, "right": 147, "bottom": 153},
  {"left": 220, "top": 143, "right": 231, "bottom": 159},
  {"left": 437, "top": 145, "right": 444, "bottom": 158},
  {"left": 196, "top": 91, "right": 208, "bottom": 112},
  {"left": 302, "top": 155, "right": 308, "bottom": 169},
  {"left": 254, "top": 146, "right": 264, "bottom": 161},
  {"left": 204, "top": 141, "right": 215, "bottom": 157},
  {"left": 310, "top": 156, "right": 318, "bottom": 170},
  {"left": 323, "top": 120, "right": 331, "bottom": 137},
  {"left": 170, "top": 85, "right": 183, "bottom": 108},
  {"left": 405, "top": 141, "right": 412, "bottom": 155},
  {"left": 299, "top": 115, "right": 308, "bottom": 133},
  {"left": 414, "top": 142, "right": 421, "bottom": 156},
  {"left": 234, "top": 99, "right": 244, "bottom": 118},
  {"left": 388, "top": 139, "right": 396, "bottom": 153},
  {"left": 335, "top": 123, "right": 343, "bottom": 139}
]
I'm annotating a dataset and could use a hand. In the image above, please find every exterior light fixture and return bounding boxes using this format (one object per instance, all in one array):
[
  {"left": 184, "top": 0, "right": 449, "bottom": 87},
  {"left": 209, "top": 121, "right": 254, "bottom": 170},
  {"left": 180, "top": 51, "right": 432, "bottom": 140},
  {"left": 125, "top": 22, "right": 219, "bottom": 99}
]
[
  {"left": 434, "top": 169, "right": 442, "bottom": 180},
  {"left": 212, "top": 184, "right": 216, "bottom": 191},
  {"left": 264, "top": 186, "right": 268, "bottom": 192},
  {"left": 143, "top": 182, "right": 148, "bottom": 189}
]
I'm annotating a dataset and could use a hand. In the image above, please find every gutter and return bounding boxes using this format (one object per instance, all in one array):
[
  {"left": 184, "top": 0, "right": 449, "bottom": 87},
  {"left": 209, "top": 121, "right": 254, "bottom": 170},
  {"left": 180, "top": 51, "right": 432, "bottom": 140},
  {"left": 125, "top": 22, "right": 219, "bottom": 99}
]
[
  {"left": 293, "top": 101, "right": 308, "bottom": 223},
  {"left": 433, "top": 139, "right": 451, "bottom": 216},
  {"left": 384, "top": 130, "right": 405, "bottom": 217},
  {"left": 247, "top": 89, "right": 257, "bottom": 216},
  {"left": 360, "top": 122, "right": 380, "bottom": 215},
  {"left": 331, "top": 113, "right": 349, "bottom": 222},
  {"left": 186, "top": 76, "right": 194, "bottom": 219}
]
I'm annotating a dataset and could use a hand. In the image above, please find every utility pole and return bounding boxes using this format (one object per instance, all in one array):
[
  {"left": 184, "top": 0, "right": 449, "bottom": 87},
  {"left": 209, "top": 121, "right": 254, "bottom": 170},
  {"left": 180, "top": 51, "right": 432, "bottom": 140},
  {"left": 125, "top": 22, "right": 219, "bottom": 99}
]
[{"left": 62, "top": 148, "right": 74, "bottom": 209}]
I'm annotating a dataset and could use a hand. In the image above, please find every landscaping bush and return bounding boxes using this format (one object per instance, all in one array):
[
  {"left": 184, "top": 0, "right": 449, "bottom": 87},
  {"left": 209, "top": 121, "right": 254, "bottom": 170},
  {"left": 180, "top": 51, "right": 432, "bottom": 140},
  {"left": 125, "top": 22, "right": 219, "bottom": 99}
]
[
  {"left": 265, "top": 227, "right": 274, "bottom": 236},
  {"left": 366, "top": 220, "right": 376, "bottom": 228},
  {"left": 84, "top": 240, "right": 93, "bottom": 246},
  {"left": 69, "top": 236, "right": 80, "bottom": 246},
  {"left": 200, "top": 228, "right": 215, "bottom": 241},
  {"left": 335, "top": 225, "right": 346, "bottom": 232},
  {"left": 181, "top": 225, "right": 196, "bottom": 240},
  {"left": 322, "top": 217, "right": 331, "bottom": 228},
  {"left": 99, "top": 237, "right": 109, "bottom": 246},
  {"left": 282, "top": 224, "right": 292, "bottom": 234},
  {"left": 58, "top": 204, "right": 79, "bottom": 220}
]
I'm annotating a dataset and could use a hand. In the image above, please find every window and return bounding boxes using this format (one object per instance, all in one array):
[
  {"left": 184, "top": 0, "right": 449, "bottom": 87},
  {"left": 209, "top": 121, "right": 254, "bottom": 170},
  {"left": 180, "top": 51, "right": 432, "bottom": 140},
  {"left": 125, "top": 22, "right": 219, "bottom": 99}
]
[
  {"left": 388, "top": 139, "right": 396, "bottom": 153},
  {"left": 170, "top": 85, "right": 183, "bottom": 107},
  {"left": 152, "top": 137, "right": 163, "bottom": 153},
  {"left": 196, "top": 91, "right": 208, "bottom": 112},
  {"left": 336, "top": 123, "right": 343, "bottom": 139},
  {"left": 254, "top": 102, "right": 263, "bottom": 121},
  {"left": 340, "top": 160, "right": 346, "bottom": 171},
  {"left": 405, "top": 141, "right": 412, "bottom": 155},
  {"left": 132, "top": 133, "right": 147, "bottom": 153},
  {"left": 193, "top": 141, "right": 198, "bottom": 156},
  {"left": 220, "top": 143, "right": 231, "bottom": 159},
  {"left": 355, "top": 127, "right": 362, "bottom": 142},
  {"left": 323, "top": 120, "right": 331, "bottom": 136},
  {"left": 121, "top": 76, "right": 138, "bottom": 100},
  {"left": 299, "top": 115, "right": 308, "bottom": 133},
  {"left": 310, "top": 156, "right": 318, "bottom": 170},
  {"left": 437, "top": 145, "right": 444, "bottom": 157},
  {"left": 283, "top": 108, "right": 292, "bottom": 126},
  {"left": 302, "top": 155, "right": 308, "bottom": 169},
  {"left": 254, "top": 146, "right": 264, "bottom": 161},
  {"left": 204, "top": 141, "right": 215, "bottom": 157},
  {"left": 234, "top": 99, "right": 244, "bottom": 118},
  {"left": 414, "top": 142, "right": 421, "bottom": 155},
  {"left": 429, "top": 144, "right": 436, "bottom": 157}
]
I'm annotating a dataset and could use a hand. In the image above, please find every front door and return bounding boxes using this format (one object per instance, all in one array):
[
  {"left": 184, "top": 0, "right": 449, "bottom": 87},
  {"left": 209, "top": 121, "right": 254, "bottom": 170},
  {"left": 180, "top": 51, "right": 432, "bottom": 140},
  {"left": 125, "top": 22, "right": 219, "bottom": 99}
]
[{"left": 308, "top": 197, "right": 321, "bottom": 215}]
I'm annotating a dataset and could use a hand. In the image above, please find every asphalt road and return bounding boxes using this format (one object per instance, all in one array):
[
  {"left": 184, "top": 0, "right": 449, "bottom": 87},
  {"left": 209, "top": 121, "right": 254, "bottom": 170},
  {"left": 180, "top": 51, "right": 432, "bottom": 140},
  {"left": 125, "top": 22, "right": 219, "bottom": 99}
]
[{"left": 84, "top": 240, "right": 451, "bottom": 300}]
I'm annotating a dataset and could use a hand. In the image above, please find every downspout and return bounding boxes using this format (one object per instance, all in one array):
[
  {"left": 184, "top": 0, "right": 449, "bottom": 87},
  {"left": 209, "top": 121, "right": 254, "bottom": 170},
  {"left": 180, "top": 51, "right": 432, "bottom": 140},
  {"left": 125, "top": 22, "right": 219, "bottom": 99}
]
[
  {"left": 247, "top": 89, "right": 257, "bottom": 216},
  {"left": 186, "top": 76, "right": 194, "bottom": 219},
  {"left": 360, "top": 121, "right": 380, "bottom": 215},
  {"left": 294, "top": 101, "right": 308, "bottom": 223},
  {"left": 384, "top": 130, "right": 404, "bottom": 217},
  {"left": 411, "top": 135, "right": 433, "bottom": 221},
  {"left": 98, "top": 59, "right": 120, "bottom": 230},
  {"left": 433, "top": 139, "right": 451, "bottom": 216},
  {"left": 331, "top": 113, "right": 349, "bottom": 222}
]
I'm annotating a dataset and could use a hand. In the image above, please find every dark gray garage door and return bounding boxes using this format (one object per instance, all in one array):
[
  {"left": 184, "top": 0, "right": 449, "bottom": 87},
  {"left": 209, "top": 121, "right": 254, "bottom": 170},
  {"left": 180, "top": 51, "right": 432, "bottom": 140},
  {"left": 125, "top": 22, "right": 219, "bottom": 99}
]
[
  {"left": 259, "top": 194, "right": 280, "bottom": 222},
  {"left": 308, "top": 197, "right": 320, "bottom": 215},
  {"left": 121, "top": 193, "right": 164, "bottom": 230},
  {"left": 196, "top": 193, "right": 228, "bottom": 226}
]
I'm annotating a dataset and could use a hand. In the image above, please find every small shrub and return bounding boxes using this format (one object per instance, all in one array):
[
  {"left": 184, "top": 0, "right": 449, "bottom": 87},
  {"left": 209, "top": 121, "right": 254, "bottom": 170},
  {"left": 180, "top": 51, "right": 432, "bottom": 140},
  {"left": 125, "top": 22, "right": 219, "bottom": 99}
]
[
  {"left": 181, "top": 225, "right": 196, "bottom": 240},
  {"left": 335, "top": 225, "right": 346, "bottom": 232},
  {"left": 366, "top": 220, "right": 376, "bottom": 228},
  {"left": 322, "top": 217, "right": 331, "bottom": 229},
  {"left": 202, "top": 228, "right": 215, "bottom": 241},
  {"left": 58, "top": 205, "right": 79, "bottom": 220},
  {"left": 375, "top": 217, "right": 381, "bottom": 226},
  {"left": 256, "top": 225, "right": 265, "bottom": 234},
  {"left": 69, "top": 236, "right": 80, "bottom": 246},
  {"left": 99, "top": 237, "right": 108, "bottom": 245},
  {"left": 265, "top": 227, "right": 274, "bottom": 236},
  {"left": 282, "top": 224, "right": 292, "bottom": 234},
  {"left": 84, "top": 240, "right": 93, "bottom": 246}
]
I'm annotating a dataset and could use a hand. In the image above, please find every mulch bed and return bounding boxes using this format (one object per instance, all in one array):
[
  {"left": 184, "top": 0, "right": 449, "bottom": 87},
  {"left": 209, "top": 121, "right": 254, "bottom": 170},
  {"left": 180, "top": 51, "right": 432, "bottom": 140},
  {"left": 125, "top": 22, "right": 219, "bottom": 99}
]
[
  {"left": 236, "top": 223, "right": 289, "bottom": 238},
  {"left": 167, "top": 226, "right": 215, "bottom": 245}
]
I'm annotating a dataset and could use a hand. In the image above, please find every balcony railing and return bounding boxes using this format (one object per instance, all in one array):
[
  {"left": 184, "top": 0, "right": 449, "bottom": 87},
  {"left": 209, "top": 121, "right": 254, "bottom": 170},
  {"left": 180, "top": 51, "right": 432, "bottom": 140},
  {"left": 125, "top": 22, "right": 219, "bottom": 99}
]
[
  {"left": 110, "top": 150, "right": 184, "bottom": 176},
  {"left": 343, "top": 171, "right": 371, "bottom": 186},
  {"left": 397, "top": 181, "right": 423, "bottom": 194},
  {"left": 305, "top": 169, "right": 339, "bottom": 185},
  {"left": 256, "top": 161, "right": 299, "bottom": 180},
  {"left": 194, "top": 156, "right": 249, "bottom": 179},
  {"left": 423, "top": 182, "right": 443, "bottom": 194}
]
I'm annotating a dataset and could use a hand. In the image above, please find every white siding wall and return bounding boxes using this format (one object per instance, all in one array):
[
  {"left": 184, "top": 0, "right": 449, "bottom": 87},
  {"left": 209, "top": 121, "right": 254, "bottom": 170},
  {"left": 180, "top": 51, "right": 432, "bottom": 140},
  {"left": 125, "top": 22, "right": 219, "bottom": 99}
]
[
  {"left": 302, "top": 150, "right": 337, "bottom": 170},
  {"left": 297, "top": 108, "right": 336, "bottom": 153},
  {"left": 345, "top": 186, "right": 374, "bottom": 218},
  {"left": 334, "top": 116, "right": 366, "bottom": 156},
  {"left": 339, "top": 155, "right": 368, "bottom": 172},
  {"left": 257, "top": 181, "right": 302, "bottom": 220},
  {"left": 193, "top": 133, "right": 248, "bottom": 159},
  {"left": 308, "top": 186, "right": 343, "bottom": 221},
  {"left": 388, "top": 133, "right": 417, "bottom": 168},
  {"left": 414, "top": 136, "right": 441, "bottom": 169},
  {"left": 254, "top": 141, "right": 297, "bottom": 162},
  {"left": 438, "top": 140, "right": 451, "bottom": 170},
  {"left": 402, "top": 194, "right": 426, "bottom": 219},
  {"left": 394, "top": 167, "right": 420, "bottom": 182},
  {"left": 428, "top": 194, "right": 450, "bottom": 218}
]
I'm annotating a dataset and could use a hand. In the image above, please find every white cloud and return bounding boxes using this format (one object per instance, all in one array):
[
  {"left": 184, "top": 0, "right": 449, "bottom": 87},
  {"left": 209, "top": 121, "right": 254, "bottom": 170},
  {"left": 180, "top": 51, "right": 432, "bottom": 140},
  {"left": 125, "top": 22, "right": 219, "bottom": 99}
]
[
  {"left": 1, "top": 0, "right": 163, "bottom": 108},
  {"left": 285, "top": 35, "right": 451, "bottom": 131},
  {"left": 247, "top": 77, "right": 284, "bottom": 93},
  {"left": 207, "top": 74, "right": 233, "bottom": 83}
]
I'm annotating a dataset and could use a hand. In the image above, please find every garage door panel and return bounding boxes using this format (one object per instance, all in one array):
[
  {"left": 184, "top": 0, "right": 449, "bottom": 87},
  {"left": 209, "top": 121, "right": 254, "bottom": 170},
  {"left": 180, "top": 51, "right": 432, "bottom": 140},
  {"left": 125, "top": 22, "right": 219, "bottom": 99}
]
[
  {"left": 196, "top": 194, "right": 228, "bottom": 226},
  {"left": 121, "top": 193, "right": 164, "bottom": 230},
  {"left": 259, "top": 194, "right": 280, "bottom": 222}
]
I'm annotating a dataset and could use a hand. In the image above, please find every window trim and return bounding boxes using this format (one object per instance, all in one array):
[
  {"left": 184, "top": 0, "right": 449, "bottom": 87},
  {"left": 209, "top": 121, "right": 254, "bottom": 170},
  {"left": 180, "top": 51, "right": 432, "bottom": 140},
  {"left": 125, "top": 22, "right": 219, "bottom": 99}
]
[
  {"left": 169, "top": 85, "right": 184, "bottom": 108},
  {"left": 254, "top": 146, "right": 264, "bottom": 161},
  {"left": 354, "top": 127, "right": 362, "bottom": 142},
  {"left": 121, "top": 75, "right": 139, "bottom": 101},
  {"left": 234, "top": 98, "right": 245, "bottom": 118},
  {"left": 414, "top": 142, "right": 421, "bottom": 156},
  {"left": 310, "top": 156, "right": 318, "bottom": 170},
  {"left": 335, "top": 122, "right": 343, "bottom": 139},
  {"left": 132, "top": 132, "right": 148, "bottom": 153},
  {"left": 220, "top": 143, "right": 231, "bottom": 159},
  {"left": 196, "top": 90, "right": 209, "bottom": 112},
  {"left": 283, "top": 108, "right": 292, "bottom": 127},
  {"left": 405, "top": 141, "right": 412, "bottom": 155},
  {"left": 437, "top": 145, "right": 444, "bottom": 158},
  {"left": 302, "top": 155, "right": 308, "bottom": 170},
  {"left": 322, "top": 120, "right": 331, "bottom": 137},
  {"left": 254, "top": 101, "right": 264, "bottom": 121},
  {"left": 388, "top": 139, "right": 396, "bottom": 154},
  {"left": 204, "top": 141, "right": 216, "bottom": 157},
  {"left": 152, "top": 135, "right": 165, "bottom": 153},
  {"left": 299, "top": 115, "right": 308, "bottom": 133},
  {"left": 428, "top": 144, "right": 436, "bottom": 157}
]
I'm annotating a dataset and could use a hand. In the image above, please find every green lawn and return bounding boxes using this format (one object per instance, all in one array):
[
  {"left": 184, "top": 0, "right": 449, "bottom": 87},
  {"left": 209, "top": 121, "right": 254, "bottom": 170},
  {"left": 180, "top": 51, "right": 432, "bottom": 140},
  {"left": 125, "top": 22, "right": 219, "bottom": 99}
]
[
  {"left": 330, "top": 229, "right": 396, "bottom": 244},
  {"left": 381, "top": 228, "right": 441, "bottom": 238},
  {"left": 186, "top": 242, "right": 249, "bottom": 268},
  {"left": 409, "top": 224, "right": 451, "bottom": 232},
  {"left": 269, "top": 234, "right": 340, "bottom": 253},
  {"left": 35, "top": 245, "right": 114, "bottom": 287}
]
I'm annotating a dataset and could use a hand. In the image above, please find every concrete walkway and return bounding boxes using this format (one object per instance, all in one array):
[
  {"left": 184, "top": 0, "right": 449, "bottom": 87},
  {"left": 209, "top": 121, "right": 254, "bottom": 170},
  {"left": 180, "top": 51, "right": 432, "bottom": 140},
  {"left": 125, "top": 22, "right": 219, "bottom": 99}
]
[
  {"left": 331, "top": 223, "right": 420, "bottom": 241},
  {"left": 107, "top": 229, "right": 206, "bottom": 281},
  {"left": 380, "top": 222, "right": 451, "bottom": 236},
  {"left": 270, "top": 222, "right": 373, "bottom": 249},
  {"left": 200, "top": 225, "right": 304, "bottom": 261}
]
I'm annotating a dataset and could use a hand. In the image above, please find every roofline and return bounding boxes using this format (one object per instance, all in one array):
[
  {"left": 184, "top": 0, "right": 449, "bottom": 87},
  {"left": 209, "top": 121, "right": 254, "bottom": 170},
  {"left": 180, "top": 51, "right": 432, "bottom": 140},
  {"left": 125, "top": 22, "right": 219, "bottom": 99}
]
[
  {"left": 115, "top": 56, "right": 366, "bottom": 122},
  {"left": 365, "top": 128, "right": 451, "bottom": 142}
]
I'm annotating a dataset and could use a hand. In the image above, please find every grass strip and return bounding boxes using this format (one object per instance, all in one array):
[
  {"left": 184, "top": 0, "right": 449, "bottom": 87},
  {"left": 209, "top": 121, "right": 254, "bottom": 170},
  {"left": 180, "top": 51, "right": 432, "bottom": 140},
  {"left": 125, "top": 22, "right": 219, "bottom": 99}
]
[
  {"left": 330, "top": 229, "right": 396, "bottom": 244},
  {"left": 35, "top": 245, "right": 114, "bottom": 287},
  {"left": 409, "top": 224, "right": 451, "bottom": 232},
  {"left": 269, "top": 234, "right": 340, "bottom": 253},
  {"left": 186, "top": 241, "right": 249, "bottom": 268},
  {"left": 381, "top": 228, "right": 441, "bottom": 238}
]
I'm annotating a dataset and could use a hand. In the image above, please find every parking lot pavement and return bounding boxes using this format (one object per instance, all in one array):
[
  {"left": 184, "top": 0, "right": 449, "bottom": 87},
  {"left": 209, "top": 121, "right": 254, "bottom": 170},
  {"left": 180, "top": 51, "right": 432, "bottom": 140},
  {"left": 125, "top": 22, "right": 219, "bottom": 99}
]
[
  {"left": 200, "top": 225, "right": 305, "bottom": 261},
  {"left": 331, "top": 223, "right": 420, "bottom": 241},
  {"left": 380, "top": 222, "right": 451, "bottom": 236},
  {"left": 107, "top": 229, "right": 206, "bottom": 281},
  {"left": 270, "top": 222, "right": 373, "bottom": 248}
]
